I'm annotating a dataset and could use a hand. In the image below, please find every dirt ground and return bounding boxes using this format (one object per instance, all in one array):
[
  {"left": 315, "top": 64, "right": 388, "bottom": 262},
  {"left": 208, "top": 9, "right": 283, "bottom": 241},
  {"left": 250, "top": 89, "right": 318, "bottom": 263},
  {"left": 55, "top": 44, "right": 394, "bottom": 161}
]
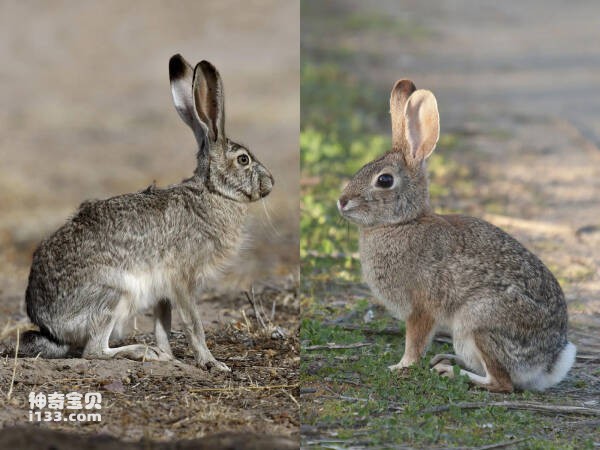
[
  {"left": 0, "top": 0, "right": 299, "bottom": 446},
  {"left": 0, "top": 284, "right": 299, "bottom": 442}
]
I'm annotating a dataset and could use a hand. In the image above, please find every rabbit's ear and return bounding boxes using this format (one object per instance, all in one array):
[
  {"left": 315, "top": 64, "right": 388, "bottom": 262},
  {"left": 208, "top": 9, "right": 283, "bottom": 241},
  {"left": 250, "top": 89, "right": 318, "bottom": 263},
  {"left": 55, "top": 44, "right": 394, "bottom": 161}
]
[
  {"left": 193, "top": 60, "right": 225, "bottom": 143},
  {"left": 169, "top": 54, "right": 197, "bottom": 128},
  {"left": 169, "top": 54, "right": 210, "bottom": 145},
  {"left": 403, "top": 89, "right": 440, "bottom": 164},
  {"left": 390, "top": 79, "right": 417, "bottom": 151}
]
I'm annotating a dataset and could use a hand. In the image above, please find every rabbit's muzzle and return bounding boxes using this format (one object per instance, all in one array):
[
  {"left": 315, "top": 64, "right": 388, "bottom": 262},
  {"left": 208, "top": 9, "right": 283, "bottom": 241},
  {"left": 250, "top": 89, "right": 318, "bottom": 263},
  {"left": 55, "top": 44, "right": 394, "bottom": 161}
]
[
  {"left": 338, "top": 195, "right": 349, "bottom": 210},
  {"left": 337, "top": 195, "right": 358, "bottom": 215}
]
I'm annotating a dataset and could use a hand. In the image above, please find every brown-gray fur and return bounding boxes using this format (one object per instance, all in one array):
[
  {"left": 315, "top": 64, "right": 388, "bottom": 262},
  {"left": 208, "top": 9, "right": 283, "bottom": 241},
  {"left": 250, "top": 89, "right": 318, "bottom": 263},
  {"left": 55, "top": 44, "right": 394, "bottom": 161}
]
[
  {"left": 21, "top": 55, "right": 273, "bottom": 372},
  {"left": 338, "top": 80, "right": 575, "bottom": 392}
]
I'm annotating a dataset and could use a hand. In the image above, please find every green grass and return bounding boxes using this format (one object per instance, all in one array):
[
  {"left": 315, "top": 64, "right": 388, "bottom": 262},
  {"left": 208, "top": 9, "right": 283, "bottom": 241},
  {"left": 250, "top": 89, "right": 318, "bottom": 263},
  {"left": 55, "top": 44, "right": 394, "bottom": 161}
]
[
  {"left": 301, "top": 309, "right": 595, "bottom": 449},
  {"left": 300, "top": 7, "right": 595, "bottom": 448}
]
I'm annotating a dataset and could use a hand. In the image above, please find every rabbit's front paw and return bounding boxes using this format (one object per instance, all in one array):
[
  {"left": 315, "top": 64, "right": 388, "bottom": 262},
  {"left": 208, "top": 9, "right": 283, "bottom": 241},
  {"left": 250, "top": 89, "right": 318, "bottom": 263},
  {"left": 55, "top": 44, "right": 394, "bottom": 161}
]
[{"left": 389, "top": 355, "right": 418, "bottom": 371}]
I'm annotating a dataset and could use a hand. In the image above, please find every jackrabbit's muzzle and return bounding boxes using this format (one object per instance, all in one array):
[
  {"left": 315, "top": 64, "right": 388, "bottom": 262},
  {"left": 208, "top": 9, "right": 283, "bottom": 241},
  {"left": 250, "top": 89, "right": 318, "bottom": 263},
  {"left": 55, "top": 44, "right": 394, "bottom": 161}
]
[{"left": 259, "top": 173, "right": 274, "bottom": 199}]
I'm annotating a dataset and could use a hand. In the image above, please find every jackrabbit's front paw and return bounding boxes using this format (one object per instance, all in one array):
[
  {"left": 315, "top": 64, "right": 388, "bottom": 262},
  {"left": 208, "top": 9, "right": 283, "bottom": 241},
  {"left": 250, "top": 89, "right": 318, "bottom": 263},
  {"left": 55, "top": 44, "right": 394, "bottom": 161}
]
[
  {"left": 209, "top": 360, "right": 231, "bottom": 372},
  {"left": 196, "top": 357, "right": 231, "bottom": 372}
]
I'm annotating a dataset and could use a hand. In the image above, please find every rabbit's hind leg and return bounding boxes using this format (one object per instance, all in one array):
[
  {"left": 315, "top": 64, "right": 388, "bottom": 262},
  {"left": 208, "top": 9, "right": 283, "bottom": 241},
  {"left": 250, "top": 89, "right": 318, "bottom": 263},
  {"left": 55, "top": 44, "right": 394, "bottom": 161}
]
[
  {"left": 432, "top": 333, "right": 514, "bottom": 393},
  {"left": 430, "top": 353, "right": 467, "bottom": 369}
]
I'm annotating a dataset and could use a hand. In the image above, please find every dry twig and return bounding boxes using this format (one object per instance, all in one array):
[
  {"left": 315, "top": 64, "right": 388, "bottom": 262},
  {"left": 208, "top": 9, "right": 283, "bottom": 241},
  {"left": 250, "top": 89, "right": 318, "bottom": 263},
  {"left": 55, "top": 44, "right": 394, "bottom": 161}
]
[
  {"left": 244, "top": 288, "right": 287, "bottom": 339},
  {"left": 565, "top": 418, "right": 600, "bottom": 429},
  {"left": 329, "top": 324, "right": 453, "bottom": 344},
  {"left": 303, "top": 342, "right": 372, "bottom": 351},
  {"left": 188, "top": 383, "right": 298, "bottom": 393},
  {"left": 7, "top": 330, "right": 19, "bottom": 401},
  {"left": 331, "top": 324, "right": 404, "bottom": 336},
  {"left": 472, "top": 437, "right": 531, "bottom": 450},
  {"left": 245, "top": 288, "right": 267, "bottom": 330},
  {"left": 281, "top": 389, "right": 300, "bottom": 407},
  {"left": 0, "top": 320, "right": 36, "bottom": 342},
  {"left": 421, "top": 401, "right": 600, "bottom": 416}
]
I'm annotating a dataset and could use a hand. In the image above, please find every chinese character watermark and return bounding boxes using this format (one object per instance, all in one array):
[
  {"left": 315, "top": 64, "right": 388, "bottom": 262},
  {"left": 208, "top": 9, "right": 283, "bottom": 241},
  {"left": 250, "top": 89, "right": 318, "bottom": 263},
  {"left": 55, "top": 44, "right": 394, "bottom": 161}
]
[{"left": 28, "top": 391, "right": 102, "bottom": 422}]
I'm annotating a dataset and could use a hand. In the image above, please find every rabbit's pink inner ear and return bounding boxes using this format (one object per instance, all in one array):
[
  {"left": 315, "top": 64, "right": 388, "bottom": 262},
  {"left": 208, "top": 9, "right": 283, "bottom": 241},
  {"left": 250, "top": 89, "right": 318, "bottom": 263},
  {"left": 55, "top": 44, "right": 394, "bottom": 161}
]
[
  {"left": 404, "top": 90, "right": 440, "bottom": 164},
  {"left": 390, "top": 79, "right": 417, "bottom": 151}
]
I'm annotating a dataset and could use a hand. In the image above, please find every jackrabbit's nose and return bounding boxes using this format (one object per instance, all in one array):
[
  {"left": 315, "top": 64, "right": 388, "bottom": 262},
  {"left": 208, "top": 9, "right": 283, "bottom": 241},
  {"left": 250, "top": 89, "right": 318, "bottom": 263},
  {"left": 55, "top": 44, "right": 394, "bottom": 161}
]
[
  {"left": 260, "top": 175, "right": 274, "bottom": 198},
  {"left": 338, "top": 196, "right": 349, "bottom": 210}
]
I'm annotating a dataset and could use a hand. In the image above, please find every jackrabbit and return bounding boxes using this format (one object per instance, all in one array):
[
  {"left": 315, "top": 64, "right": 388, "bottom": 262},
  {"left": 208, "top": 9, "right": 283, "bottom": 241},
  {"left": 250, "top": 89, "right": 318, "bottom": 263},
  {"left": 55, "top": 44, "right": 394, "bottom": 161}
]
[
  {"left": 20, "top": 54, "right": 273, "bottom": 371},
  {"left": 338, "top": 79, "right": 575, "bottom": 392}
]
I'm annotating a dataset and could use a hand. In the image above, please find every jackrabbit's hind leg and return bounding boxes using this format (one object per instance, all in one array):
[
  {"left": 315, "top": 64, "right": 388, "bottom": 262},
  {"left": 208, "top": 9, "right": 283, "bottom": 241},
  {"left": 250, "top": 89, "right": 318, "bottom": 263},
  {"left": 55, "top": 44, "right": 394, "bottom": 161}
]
[
  {"left": 82, "top": 299, "right": 171, "bottom": 362},
  {"left": 154, "top": 299, "right": 173, "bottom": 357}
]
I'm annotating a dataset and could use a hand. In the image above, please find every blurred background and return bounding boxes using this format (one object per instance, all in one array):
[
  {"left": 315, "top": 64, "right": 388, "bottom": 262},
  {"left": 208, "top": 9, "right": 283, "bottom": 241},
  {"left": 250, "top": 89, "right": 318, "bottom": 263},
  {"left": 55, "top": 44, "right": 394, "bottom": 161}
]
[
  {"left": 0, "top": 1, "right": 299, "bottom": 321},
  {"left": 301, "top": 0, "right": 600, "bottom": 324},
  {"left": 301, "top": 1, "right": 600, "bottom": 447}
]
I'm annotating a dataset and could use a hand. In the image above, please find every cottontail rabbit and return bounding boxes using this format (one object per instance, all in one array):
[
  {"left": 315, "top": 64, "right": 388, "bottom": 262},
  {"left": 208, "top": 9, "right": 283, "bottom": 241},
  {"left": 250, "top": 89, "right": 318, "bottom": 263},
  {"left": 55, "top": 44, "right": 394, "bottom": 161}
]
[
  {"left": 20, "top": 55, "right": 273, "bottom": 371},
  {"left": 338, "top": 79, "right": 575, "bottom": 392}
]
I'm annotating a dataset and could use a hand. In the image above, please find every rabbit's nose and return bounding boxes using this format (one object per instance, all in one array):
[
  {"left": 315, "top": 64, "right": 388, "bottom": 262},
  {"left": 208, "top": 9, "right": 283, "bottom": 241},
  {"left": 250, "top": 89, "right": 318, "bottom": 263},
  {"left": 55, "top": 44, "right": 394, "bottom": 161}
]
[{"left": 338, "top": 196, "right": 349, "bottom": 210}]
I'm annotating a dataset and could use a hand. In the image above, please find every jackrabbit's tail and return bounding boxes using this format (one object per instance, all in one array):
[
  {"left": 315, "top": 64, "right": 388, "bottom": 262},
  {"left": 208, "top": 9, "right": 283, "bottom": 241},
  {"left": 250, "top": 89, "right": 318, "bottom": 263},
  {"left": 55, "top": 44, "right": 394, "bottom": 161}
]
[{"left": 18, "top": 330, "right": 69, "bottom": 358}]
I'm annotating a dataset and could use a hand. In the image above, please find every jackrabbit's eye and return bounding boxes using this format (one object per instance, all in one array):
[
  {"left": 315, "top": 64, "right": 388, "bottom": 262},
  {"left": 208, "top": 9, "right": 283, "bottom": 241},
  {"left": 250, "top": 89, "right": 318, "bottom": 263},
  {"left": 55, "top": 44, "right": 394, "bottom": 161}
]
[
  {"left": 237, "top": 154, "right": 250, "bottom": 166},
  {"left": 376, "top": 174, "right": 394, "bottom": 188}
]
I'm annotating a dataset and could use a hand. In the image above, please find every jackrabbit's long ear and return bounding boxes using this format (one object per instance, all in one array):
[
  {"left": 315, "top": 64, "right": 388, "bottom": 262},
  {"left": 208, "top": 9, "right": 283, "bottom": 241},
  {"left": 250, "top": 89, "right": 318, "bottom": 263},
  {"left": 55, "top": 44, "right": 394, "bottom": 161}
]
[
  {"left": 403, "top": 89, "right": 440, "bottom": 164},
  {"left": 193, "top": 60, "right": 225, "bottom": 143},
  {"left": 390, "top": 79, "right": 417, "bottom": 151},
  {"left": 169, "top": 54, "right": 210, "bottom": 146}
]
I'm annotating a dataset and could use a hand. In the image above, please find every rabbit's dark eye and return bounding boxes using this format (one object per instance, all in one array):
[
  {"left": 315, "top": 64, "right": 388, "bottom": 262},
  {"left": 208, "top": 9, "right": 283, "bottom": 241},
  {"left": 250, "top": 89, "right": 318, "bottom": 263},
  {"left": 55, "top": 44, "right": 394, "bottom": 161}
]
[
  {"left": 376, "top": 173, "right": 394, "bottom": 188},
  {"left": 237, "top": 154, "right": 250, "bottom": 166}
]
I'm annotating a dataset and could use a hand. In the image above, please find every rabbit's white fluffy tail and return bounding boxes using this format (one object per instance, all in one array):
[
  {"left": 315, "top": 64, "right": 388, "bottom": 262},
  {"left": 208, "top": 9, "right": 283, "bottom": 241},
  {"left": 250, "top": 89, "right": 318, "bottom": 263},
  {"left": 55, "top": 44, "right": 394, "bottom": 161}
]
[{"left": 514, "top": 342, "right": 576, "bottom": 391}]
